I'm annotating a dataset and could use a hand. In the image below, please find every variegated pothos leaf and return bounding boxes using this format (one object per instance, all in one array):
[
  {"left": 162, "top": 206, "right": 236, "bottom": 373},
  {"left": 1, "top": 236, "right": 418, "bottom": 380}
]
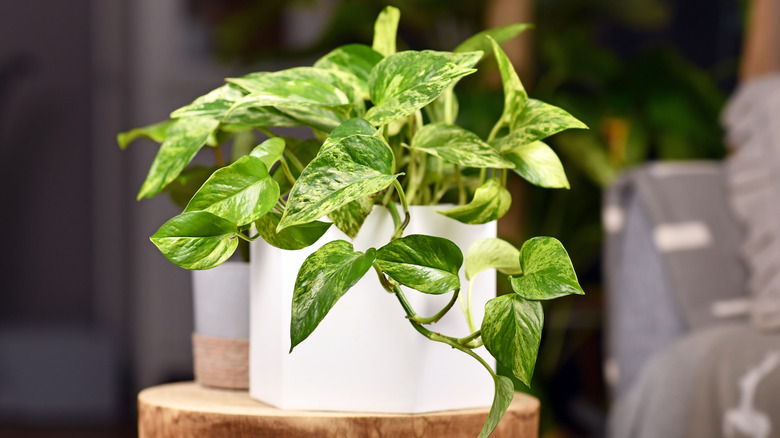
[
  {"left": 410, "top": 123, "right": 514, "bottom": 169},
  {"left": 278, "top": 135, "right": 398, "bottom": 231}
]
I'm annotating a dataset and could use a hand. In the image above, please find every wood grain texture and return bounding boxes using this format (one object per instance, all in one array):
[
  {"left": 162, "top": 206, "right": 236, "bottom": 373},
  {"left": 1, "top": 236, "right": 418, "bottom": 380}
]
[{"left": 138, "top": 382, "right": 539, "bottom": 438}]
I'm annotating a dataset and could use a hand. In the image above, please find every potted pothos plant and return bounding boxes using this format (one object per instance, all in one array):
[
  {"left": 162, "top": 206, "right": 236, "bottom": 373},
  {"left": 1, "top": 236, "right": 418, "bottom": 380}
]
[{"left": 124, "top": 6, "right": 586, "bottom": 436}]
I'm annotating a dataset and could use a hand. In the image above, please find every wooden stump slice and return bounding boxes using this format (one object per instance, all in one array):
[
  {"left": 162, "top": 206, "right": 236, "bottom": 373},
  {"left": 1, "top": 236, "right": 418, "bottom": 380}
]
[{"left": 138, "top": 382, "right": 539, "bottom": 438}]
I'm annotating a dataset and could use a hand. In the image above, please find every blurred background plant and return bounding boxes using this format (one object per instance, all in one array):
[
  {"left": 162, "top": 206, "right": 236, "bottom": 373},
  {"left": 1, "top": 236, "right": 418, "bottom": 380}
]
[{"left": 182, "top": 0, "right": 741, "bottom": 436}]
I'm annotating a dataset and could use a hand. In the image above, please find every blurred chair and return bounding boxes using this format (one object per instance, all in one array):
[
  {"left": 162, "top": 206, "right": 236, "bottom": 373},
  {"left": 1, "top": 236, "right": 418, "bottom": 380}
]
[{"left": 604, "top": 0, "right": 780, "bottom": 428}]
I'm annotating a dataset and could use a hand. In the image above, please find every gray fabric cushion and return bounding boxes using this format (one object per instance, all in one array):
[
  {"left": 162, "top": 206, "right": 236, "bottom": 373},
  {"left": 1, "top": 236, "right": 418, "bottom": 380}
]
[
  {"left": 603, "top": 163, "right": 749, "bottom": 397},
  {"left": 723, "top": 74, "right": 780, "bottom": 331}
]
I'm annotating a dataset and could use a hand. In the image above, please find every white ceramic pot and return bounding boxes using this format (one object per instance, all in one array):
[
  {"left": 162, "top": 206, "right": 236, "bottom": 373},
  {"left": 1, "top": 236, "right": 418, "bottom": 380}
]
[
  {"left": 249, "top": 205, "right": 495, "bottom": 413},
  {"left": 192, "top": 261, "right": 250, "bottom": 389}
]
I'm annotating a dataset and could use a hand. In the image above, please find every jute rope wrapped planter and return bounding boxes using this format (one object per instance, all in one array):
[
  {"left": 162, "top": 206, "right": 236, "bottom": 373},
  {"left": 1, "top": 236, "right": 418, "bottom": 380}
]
[{"left": 192, "top": 334, "right": 249, "bottom": 389}]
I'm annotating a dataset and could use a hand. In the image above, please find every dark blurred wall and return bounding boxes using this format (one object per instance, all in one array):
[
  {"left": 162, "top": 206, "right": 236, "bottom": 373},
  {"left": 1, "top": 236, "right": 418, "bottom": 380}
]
[{"left": 0, "top": 1, "right": 93, "bottom": 323}]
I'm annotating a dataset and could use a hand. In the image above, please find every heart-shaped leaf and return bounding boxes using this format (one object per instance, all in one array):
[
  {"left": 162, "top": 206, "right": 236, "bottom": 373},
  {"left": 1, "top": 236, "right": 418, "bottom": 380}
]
[
  {"left": 410, "top": 123, "right": 515, "bottom": 169},
  {"left": 492, "top": 99, "right": 588, "bottom": 151},
  {"left": 170, "top": 84, "right": 243, "bottom": 119},
  {"left": 510, "top": 236, "right": 584, "bottom": 300},
  {"left": 455, "top": 23, "right": 533, "bottom": 58},
  {"left": 184, "top": 155, "right": 279, "bottom": 226},
  {"left": 489, "top": 37, "right": 527, "bottom": 135},
  {"left": 328, "top": 196, "right": 374, "bottom": 239},
  {"left": 227, "top": 68, "right": 361, "bottom": 132},
  {"left": 291, "top": 240, "right": 377, "bottom": 350},
  {"left": 376, "top": 235, "right": 463, "bottom": 295},
  {"left": 315, "top": 44, "right": 384, "bottom": 99},
  {"left": 503, "top": 140, "right": 569, "bottom": 189},
  {"left": 481, "top": 294, "right": 543, "bottom": 385},
  {"left": 478, "top": 374, "right": 516, "bottom": 438},
  {"left": 227, "top": 67, "right": 358, "bottom": 108},
  {"left": 137, "top": 116, "right": 220, "bottom": 200},
  {"left": 254, "top": 212, "right": 331, "bottom": 250},
  {"left": 465, "top": 238, "right": 522, "bottom": 281},
  {"left": 372, "top": 6, "right": 400, "bottom": 57},
  {"left": 366, "top": 51, "right": 476, "bottom": 126},
  {"left": 117, "top": 119, "right": 173, "bottom": 149},
  {"left": 438, "top": 178, "right": 511, "bottom": 224},
  {"left": 250, "top": 137, "right": 286, "bottom": 170},
  {"left": 150, "top": 211, "right": 239, "bottom": 270},
  {"left": 320, "top": 118, "right": 377, "bottom": 153},
  {"left": 278, "top": 135, "right": 398, "bottom": 231}
]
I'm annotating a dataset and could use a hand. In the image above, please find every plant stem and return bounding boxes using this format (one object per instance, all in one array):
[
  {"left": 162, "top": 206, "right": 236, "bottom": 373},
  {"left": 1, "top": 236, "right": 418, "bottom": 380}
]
[
  {"left": 500, "top": 168, "right": 508, "bottom": 186},
  {"left": 412, "top": 289, "right": 460, "bottom": 324},
  {"left": 487, "top": 120, "right": 503, "bottom": 144},
  {"left": 280, "top": 158, "right": 296, "bottom": 186},
  {"left": 457, "top": 330, "right": 482, "bottom": 345},
  {"left": 430, "top": 332, "right": 494, "bottom": 376},
  {"left": 373, "top": 263, "right": 396, "bottom": 294},
  {"left": 387, "top": 202, "right": 401, "bottom": 231},
  {"left": 257, "top": 127, "right": 278, "bottom": 138},
  {"left": 464, "top": 281, "right": 477, "bottom": 333},
  {"left": 213, "top": 147, "right": 226, "bottom": 167},
  {"left": 284, "top": 147, "right": 304, "bottom": 172},
  {"left": 235, "top": 231, "right": 260, "bottom": 242},
  {"left": 454, "top": 165, "right": 467, "bottom": 205},
  {"left": 391, "top": 180, "right": 410, "bottom": 239}
]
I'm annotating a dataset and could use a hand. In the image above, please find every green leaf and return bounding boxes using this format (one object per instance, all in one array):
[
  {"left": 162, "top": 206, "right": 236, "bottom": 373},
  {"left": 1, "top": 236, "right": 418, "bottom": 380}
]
[
  {"left": 222, "top": 106, "right": 299, "bottom": 128},
  {"left": 481, "top": 294, "right": 543, "bottom": 386},
  {"left": 510, "top": 236, "right": 584, "bottom": 300},
  {"left": 117, "top": 119, "right": 173, "bottom": 149},
  {"left": 489, "top": 36, "right": 527, "bottom": 135},
  {"left": 254, "top": 212, "right": 331, "bottom": 250},
  {"left": 278, "top": 135, "right": 398, "bottom": 230},
  {"left": 227, "top": 68, "right": 361, "bottom": 132},
  {"left": 438, "top": 178, "right": 511, "bottom": 224},
  {"left": 150, "top": 211, "right": 239, "bottom": 270},
  {"left": 227, "top": 68, "right": 358, "bottom": 107},
  {"left": 376, "top": 235, "right": 463, "bottom": 295},
  {"left": 372, "top": 6, "right": 400, "bottom": 57},
  {"left": 290, "top": 241, "right": 377, "bottom": 349},
  {"left": 170, "top": 84, "right": 243, "bottom": 119},
  {"left": 503, "top": 140, "right": 569, "bottom": 189},
  {"left": 184, "top": 155, "right": 279, "bottom": 226},
  {"left": 410, "top": 123, "right": 515, "bottom": 169},
  {"left": 423, "top": 50, "right": 483, "bottom": 69},
  {"left": 465, "top": 238, "right": 522, "bottom": 281},
  {"left": 314, "top": 44, "right": 384, "bottom": 99},
  {"left": 137, "top": 116, "right": 220, "bottom": 200},
  {"left": 320, "top": 118, "right": 377, "bottom": 153},
  {"left": 456, "top": 23, "right": 533, "bottom": 59},
  {"left": 328, "top": 196, "right": 374, "bottom": 239},
  {"left": 493, "top": 99, "right": 588, "bottom": 150},
  {"left": 478, "top": 374, "right": 515, "bottom": 438},
  {"left": 163, "top": 165, "right": 218, "bottom": 210},
  {"left": 249, "top": 137, "right": 286, "bottom": 170},
  {"left": 366, "top": 51, "right": 476, "bottom": 126}
]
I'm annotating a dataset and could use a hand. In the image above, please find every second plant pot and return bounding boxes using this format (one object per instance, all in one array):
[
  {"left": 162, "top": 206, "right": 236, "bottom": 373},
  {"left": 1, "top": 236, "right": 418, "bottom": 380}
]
[
  {"left": 249, "top": 205, "right": 495, "bottom": 413},
  {"left": 192, "top": 261, "right": 250, "bottom": 389}
]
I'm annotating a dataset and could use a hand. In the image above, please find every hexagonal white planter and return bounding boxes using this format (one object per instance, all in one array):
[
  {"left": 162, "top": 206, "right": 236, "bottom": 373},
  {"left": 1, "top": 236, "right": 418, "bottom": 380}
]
[{"left": 249, "top": 205, "right": 495, "bottom": 413}]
